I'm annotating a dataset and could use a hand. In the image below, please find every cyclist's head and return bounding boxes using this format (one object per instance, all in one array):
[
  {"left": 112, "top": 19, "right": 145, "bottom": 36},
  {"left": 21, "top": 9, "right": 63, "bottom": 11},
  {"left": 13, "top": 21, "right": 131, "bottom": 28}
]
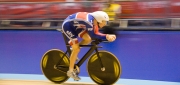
[{"left": 90, "top": 11, "right": 109, "bottom": 28}]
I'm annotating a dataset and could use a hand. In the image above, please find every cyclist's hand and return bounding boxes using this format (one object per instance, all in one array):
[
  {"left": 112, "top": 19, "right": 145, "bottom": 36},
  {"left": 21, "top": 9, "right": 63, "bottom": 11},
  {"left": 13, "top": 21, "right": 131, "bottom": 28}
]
[{"left": 106, "top": 34, "right": 116, "bottom": 42}]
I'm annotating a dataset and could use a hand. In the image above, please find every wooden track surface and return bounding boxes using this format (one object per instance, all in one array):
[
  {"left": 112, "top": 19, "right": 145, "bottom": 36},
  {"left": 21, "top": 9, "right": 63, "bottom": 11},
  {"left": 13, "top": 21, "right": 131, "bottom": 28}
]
[{"left": 0, "top": 80, "right": 98, "bottom": 85}]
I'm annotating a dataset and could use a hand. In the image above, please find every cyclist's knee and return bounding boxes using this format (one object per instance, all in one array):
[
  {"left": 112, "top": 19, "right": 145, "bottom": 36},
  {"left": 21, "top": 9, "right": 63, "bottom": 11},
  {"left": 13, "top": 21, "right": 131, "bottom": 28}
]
[
  {"left": 83, "top": 38, "right": 91, "bottom": 44},
  {"left": 71, "top": 44, "right": 80, "bottom": 52},
  {"left": 82, "top": 33, "right": 92, "bottom": 43}
]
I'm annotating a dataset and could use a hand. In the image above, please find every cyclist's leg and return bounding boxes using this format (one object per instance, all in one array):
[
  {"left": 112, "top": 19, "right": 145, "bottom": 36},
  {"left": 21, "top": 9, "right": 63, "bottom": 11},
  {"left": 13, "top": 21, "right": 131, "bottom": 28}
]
[
  {"left": 66, "top": 29, "right": 91, "bottom": 81},
  {"left": 62, "top": 22, "right": 80, "bottom": 80},
  {"left": 69, "top": 31, "right": 91, "bottom": 62},
  {"left": 67, "top": 43, "right": 81, "bottom": 80},
  {"left": 68, "top": 29, "right": 92, "bottom": 69}
]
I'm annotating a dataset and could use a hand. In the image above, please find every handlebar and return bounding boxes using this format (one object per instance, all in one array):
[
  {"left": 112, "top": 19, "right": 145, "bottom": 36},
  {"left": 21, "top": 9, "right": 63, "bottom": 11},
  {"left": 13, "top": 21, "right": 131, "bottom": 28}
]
[{"left": 92, "top": 39, "right": 110, "bottom": 44}]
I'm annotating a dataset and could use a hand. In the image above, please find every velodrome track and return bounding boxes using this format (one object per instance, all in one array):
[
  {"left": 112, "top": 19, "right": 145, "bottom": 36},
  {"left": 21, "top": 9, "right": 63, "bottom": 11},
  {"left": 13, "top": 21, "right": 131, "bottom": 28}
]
[
  {"left": 0, "top": 80, "right": 97, "bottom": 85},
  {"left": 0, "top": 74, "right": 180, "bottom": 85}
]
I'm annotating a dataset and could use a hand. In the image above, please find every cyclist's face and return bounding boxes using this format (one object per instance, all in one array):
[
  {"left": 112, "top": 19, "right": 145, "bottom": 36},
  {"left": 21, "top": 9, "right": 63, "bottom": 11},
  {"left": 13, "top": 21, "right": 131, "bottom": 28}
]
[{"left": 98, "top": 21, "right": 107, "bottom": 28}]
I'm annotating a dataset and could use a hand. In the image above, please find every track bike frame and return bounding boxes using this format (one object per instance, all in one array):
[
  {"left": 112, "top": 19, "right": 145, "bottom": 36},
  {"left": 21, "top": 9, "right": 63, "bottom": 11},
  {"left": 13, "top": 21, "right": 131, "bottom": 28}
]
[{"left": 56, "top": 29, "right": 105, "bottom": 71}]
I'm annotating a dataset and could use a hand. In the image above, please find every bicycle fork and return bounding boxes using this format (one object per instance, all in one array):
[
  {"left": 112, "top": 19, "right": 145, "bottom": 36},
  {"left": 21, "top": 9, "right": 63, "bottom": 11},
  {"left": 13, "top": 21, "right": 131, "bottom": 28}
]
[{"left": 95, "top": 48, "right": 105, "bottom": 71}]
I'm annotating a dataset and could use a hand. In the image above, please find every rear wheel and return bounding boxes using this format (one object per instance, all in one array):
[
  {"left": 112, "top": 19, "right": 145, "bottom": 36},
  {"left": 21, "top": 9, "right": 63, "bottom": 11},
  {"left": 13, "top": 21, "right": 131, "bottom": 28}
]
[
  {"left": 87, "top": 50, "right": 121, "bottom": 85},
  {"left": 41, "top": 49, "right": 70, "bottom": 84}
]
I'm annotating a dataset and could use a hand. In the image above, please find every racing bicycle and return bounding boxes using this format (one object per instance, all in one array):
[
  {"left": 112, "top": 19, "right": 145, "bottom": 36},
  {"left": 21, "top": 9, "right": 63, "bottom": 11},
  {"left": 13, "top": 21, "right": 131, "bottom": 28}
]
[{"left": 41, "top": 29, "right": 121, "bottom": 85}]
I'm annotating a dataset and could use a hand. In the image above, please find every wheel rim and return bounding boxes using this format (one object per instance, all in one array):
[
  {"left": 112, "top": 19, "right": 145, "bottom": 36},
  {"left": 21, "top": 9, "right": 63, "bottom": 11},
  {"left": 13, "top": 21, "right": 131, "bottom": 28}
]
[
  {"left": 41, "top": 49, "right": 70, "bottom": 83},
  {"left": 87, "top": 51, "right": 121, "bottom": 85}
]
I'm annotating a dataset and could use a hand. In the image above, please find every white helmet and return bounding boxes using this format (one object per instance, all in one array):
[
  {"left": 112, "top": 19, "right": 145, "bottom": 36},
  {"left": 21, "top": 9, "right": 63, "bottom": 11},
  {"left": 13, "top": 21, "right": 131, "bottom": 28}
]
[{"left": 90, "top": 11, "right": 109, "bottom": 23}]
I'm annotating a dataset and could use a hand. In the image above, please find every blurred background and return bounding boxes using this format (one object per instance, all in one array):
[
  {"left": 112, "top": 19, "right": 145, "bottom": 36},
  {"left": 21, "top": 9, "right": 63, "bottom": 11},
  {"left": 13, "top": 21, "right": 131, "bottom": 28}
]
[
  {"left": 0, "top": 0, "right": 179, "bottom": 30},
  {"left": 0, "top": 0, "right": 180, "bottom": 85}
]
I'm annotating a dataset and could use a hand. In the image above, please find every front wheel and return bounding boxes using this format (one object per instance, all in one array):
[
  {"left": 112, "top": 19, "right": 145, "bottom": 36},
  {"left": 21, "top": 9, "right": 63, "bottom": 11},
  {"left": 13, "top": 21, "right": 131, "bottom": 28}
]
[
  {"left": 41, "top": 49, "right": 70, "bottom": 84},
  {"left": 87, "top": 50, "right": 121, "bottom": 85}
]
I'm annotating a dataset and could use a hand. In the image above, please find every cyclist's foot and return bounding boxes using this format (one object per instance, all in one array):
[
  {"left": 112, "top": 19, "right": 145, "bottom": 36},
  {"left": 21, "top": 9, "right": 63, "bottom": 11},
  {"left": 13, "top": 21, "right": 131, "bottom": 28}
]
[{"left": 67, "top": 70, "right": 81, "bottom": 81}]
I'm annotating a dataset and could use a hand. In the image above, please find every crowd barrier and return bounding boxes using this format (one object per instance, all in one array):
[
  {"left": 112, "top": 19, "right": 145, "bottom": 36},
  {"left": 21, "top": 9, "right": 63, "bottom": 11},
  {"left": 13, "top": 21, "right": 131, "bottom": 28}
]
[{"left": 0, "top": 1, "right": 180, "bottom": 30}]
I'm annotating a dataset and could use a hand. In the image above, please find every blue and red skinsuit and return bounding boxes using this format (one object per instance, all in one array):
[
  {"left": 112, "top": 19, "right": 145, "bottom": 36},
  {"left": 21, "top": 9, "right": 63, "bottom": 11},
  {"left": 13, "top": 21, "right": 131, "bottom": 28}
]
[{"left": 62, "top": 12, "right": 107, "bottom": 45}]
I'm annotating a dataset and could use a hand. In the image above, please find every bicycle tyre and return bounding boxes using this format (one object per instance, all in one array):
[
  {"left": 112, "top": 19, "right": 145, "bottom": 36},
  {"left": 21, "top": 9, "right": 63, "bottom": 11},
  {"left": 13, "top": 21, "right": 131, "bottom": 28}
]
[
  {"left": 41, "top": 49, "right": 70, "bottom": 84},
  {"left": 87, "top": 50, "right": 121, "bottom": 85}
]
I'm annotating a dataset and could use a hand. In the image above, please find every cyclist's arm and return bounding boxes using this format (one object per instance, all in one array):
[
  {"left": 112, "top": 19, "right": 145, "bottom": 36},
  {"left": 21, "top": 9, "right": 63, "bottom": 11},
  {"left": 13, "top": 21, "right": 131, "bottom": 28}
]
[
  {"left": 75, "top": 21, "right": 107, "bottom": 40},
  {"left": 87, "top": 25, "right": 107, "bottom": 40}
]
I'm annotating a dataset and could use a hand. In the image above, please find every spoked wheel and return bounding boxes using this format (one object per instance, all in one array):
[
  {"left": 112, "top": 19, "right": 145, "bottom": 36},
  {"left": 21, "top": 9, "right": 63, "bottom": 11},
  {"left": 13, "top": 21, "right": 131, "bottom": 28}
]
[
  {"left": 87, "top": 50, "right": 121, "bottom": 85},
  {"left": 41, "top": 49, "right": 70, "bottom": 84}
]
